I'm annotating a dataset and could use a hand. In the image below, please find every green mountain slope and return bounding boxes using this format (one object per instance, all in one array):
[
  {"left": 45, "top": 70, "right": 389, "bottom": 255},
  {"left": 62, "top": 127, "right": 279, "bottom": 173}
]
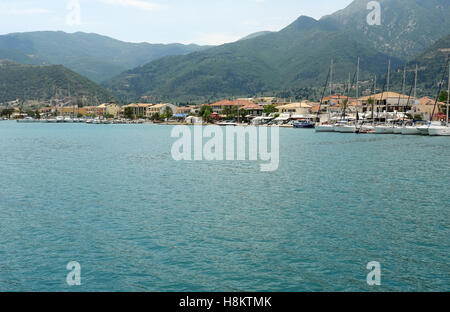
[
  {"left": 321, "top": 0, "right": 450, "bottom": 59},
  {"left": 0, "top": 31, "right": 210, "bottom": 82},
  {"left": 0, "top": 60, "right": 115, "bottom": 104},
  {"left": 407, "top": 34, "right": 450, "bottom": 94},
  {"left": 105, "top": 15, "right": 400, "bottom": 103}
]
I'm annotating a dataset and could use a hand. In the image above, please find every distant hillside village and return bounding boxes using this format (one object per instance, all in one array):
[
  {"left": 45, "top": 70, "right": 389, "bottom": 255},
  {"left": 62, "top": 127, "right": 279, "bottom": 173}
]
[{"left": 1, "top": 92, "right": 447, "bottom": 124}]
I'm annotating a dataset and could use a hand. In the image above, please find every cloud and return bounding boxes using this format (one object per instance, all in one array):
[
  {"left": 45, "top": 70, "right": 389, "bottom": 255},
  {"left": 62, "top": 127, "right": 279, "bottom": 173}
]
[{"left": 98, "top": 0, "right": 164, "bottom": 11}]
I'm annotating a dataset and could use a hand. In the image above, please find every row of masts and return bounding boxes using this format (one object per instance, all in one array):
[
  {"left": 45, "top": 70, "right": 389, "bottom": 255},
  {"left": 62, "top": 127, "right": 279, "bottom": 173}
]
[{"left": 326, "top": 56, "right": 450, "bottom": 124}]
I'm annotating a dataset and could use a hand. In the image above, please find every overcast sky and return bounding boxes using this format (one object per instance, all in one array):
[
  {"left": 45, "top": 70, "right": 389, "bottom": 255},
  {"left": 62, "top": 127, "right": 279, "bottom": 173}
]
[{"left": 0, "top": 0, "right": 354, "bottom": 45}]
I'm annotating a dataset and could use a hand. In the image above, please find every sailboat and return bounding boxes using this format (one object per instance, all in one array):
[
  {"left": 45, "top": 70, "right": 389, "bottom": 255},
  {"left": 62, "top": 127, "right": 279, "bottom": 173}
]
[
  {"left": 421, "top": 56, "right": 450, "bottom": 136},
  {"left": 402, "top": 64, "right": 420, "bottom": 135},
  {"left": 429, "top": 59, "right": 450, "bottom": 136},
  {"left": 374, "top": 58, "right": 394, "bottom": 134},
  {"left": 334, "top": 58, "right": 359, "bottom": 133},
  {"left": 316, "top": 59, "right": 336, "bottom": 132}
]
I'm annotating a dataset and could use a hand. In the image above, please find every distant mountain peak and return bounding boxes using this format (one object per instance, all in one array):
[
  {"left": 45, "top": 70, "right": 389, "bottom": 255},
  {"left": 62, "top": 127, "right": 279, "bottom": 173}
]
[
  {"left": 239, "top": 31, "right": 273, "bottom": 41},
  {"left": 283, "top": 15, "right": 319, "bottom": 31}
]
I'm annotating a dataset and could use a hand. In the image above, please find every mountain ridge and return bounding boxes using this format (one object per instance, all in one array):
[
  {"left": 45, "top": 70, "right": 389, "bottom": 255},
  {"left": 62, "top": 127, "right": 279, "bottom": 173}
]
[
  {"left": 0, "top": 31, "right": 211, "bottom": 82},
  {"left": 0, "top": 60, "right": 115, "bottom": 105}
]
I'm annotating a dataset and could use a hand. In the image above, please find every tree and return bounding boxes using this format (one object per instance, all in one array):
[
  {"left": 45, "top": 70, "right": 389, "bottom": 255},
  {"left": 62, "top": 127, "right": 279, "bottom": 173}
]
[
  {"left": 438, "top": 91, "right": 448, "bottom": 103},
  {"left": 439, "top": 91, "right": 449, "bottom": 114},
  {"left": 1, "top": 108, "right": 14, "bottom": 118},
  {"left": 263, "top": 104, "right": 277, "bottom": 114},
  {"left": 150, "top": 113, "right": 160, "bottom": 121},
  {"left": 161, "top": 106, "right": 173, "bottom": 120},
  {"left": 124, "top": 107, "right": 134, "bottom": 120},
  {"left": 199, "top": 105, "right": 212, "bottom": 122}
]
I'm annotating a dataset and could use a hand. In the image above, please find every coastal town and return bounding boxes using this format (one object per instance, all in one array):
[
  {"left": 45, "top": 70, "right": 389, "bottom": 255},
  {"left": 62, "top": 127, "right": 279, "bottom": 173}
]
[{"left": 1, "top": 92, "right": 447, "bottom": 129}]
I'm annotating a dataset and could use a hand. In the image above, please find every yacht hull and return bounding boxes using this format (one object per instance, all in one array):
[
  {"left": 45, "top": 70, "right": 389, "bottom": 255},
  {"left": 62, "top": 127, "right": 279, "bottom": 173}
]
[
  {"left": 315, "top": 125, "right": 335, "bottom": 132},
  {"left": 374, "top": 126, "right": 394, "bottom": 134},
  {"left": 428, "top": 126, "right": 450, "bottom": 136},
  {"left": 416, "top": 126, "right": 429, "bottom": 135},
  {"left": 335, "top": 126, "right": 356, "bottom": 133}
]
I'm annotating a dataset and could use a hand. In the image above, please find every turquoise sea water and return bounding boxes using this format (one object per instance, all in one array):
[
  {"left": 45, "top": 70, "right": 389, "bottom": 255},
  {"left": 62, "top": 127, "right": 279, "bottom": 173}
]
[{"left": 0, "top": 121, "right": 449, "bottom": 292}]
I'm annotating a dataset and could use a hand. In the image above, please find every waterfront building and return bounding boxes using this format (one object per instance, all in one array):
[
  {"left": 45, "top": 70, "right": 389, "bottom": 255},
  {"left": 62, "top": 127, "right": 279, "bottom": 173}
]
[
  {"left": 359, "top": 92, "right": 417, "bottom": 113},
  {"left": 209, "top": 100, "right": 253, "bottom": 114},
  {"left": 147, "top": 103, "right": 177, "bottom": 117},
  {"left": 241, "top": 103, "right": 264, "bottom": 117},
  {"left": 412, "top": 97, "right": 446, "bottom": 120},
  {"left": 99, "top": 102, "right": 121, "bottom": 118},
  {"left": 123, "top": 103, "right": 153, "bottom": 118},
  {"left": 277, "top": 102, "right": 313, "bottom": 115}
]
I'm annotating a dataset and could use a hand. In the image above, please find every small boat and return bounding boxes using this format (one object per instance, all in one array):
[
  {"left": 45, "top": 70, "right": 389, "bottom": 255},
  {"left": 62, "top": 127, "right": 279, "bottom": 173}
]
[
  {"left": 294, "top": 121, "right": 315, "bottom": 129},
  {"left": 428, "top": 125, "right": 450, "bottom": 136},
  {"left": 361, "top": 124, "right": 375, "bottom": 132},
  {"left": 335, "top": 124, "right": 356, "bottom": 133},
  {"left": 374, "top": 125, "right": 394, "bottom": 134},
  {"left": 315, "top": 124, "right": 335, "bottom": 132},
  {"left": 17, "top": 117, "right": 35, "bottom": 123},
  {"left": 217, "top": 122, "right": 237, "bottom": 126},
  {"left": 416, "top": 125, "right": 429, "bottom": 135},
  {"left": 64, "top": 117, "right": 74, "bottom": 123},
  {"left": 402, "top": 125, "right": 420, "bottom": 135},
  {"left": 393, "top": 126, "right": 403, "bottom": 134},
  {"left": 56, "top": 116, "right": 64, "bottom": 123}
]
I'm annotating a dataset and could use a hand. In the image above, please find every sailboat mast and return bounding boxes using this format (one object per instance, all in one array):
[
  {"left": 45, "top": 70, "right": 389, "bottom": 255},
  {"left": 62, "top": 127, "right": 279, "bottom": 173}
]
[
  {"left": 402, "top": 66, "right": 406, "bottom": 95},
  {"left": 356, "top": 57, "right": 360, "bottom": 99},
  {"left": 386, "top": 57, "right": 391, "bottom": 114},
  {"left": 330, "top": 59, "right": 334, "bottom": 97},
  {"left": 414, "top": 64, "right": 418, "bottom": 107}
]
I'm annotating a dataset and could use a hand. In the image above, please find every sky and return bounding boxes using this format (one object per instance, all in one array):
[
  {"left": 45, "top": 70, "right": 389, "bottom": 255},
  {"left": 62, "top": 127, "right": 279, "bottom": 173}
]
[{"left": 0, "top": 0, "right": 354, "bottom": 45}]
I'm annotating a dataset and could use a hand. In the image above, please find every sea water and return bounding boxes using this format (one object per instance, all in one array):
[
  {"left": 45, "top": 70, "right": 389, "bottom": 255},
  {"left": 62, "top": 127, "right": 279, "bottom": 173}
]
[{"left": 0, "top": 121, "right": 448, "bottom": 291}]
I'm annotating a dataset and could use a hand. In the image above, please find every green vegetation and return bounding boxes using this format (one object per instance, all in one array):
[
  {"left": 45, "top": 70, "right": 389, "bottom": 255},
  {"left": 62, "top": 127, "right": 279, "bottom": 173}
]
[
  {"left": 105, "top": 15, "right": 400, "bottom": 103},
  {"left": 321, "top": 0, "right": 450, "bottom": 59},
  {"left": 161, "top": 107, "right": 174, "bottom": 120},
  {"left": 263, "top": 105, "right": 278, "bottom": 114},
  {"left": 124, "top": 107, "right": 134, "bottom": 120},
  {"left": 0, "top": 60, "right": 115, "bottom": 104},
  {"left": 0, "top": 31, "right": 210, "bottom": 82},
  {"left": 150, "top": 113, "right": 161, "bottom": 121},
  {"left": 199, "top": 105, "right": 213, "bottom": 122},
  {"left": 0, "top": 108, "right": 14, "bottom": 118}
]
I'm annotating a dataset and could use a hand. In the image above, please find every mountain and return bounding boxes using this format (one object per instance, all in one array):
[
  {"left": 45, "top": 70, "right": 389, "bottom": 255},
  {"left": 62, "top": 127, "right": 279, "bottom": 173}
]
[
  {"left": 101, "top": 0, "right": 450, "bottom": 102},
  {"left": 105, "top": 15, "right": 401, "bottom": 103},
  {"left": 321, "top": 0, "right": 450, "bottom": 59},
  {"left": 404, "top": 34, "right": 450, "bottom": 94},
  {"left": 0, "top": 31, "right": 210, "bottom": 82},
  {"left": 0, "top": 60, "right": 114, "bottom": 104},
  {"left": 239, "top": 31, "right": 273, "bottom": 41}
]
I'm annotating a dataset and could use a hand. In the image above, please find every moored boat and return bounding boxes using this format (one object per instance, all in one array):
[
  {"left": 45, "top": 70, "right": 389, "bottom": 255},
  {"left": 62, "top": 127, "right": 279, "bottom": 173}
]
[
  {"left": 393, "top": 126, "right": 403, "bottom": 134},
  {"left": 428, "top": 125, "right": 450, "bottom": 136},
  {"left": 402, "top": 126, "right": 420, "bottom": 135},
  {"left": 335, "top": 124, "right": 356, "bottom": 133},
  {"left": 315, "top": 124, "right": 335, "bottom": 132},
  {"left": 374, "top": 125, "right": 394, "bottom": 134},
  {"left": 293, "top": 121, "right": 315, "bottom": 129}
]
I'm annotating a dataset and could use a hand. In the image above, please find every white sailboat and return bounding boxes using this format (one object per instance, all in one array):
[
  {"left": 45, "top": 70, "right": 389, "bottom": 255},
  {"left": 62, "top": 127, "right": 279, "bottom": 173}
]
[
  {"left": 402, "top": 125, "right": 421, "bottom": 135},
  {"left": 428, "top": 59, "right": 450, "bottom": 136},
  {"left": 315, "top": 59, "right": 335, "bottom": 132},
  {"left": 316, "top": 124, "right": 335, "bottom": 132},
  {"left": 374, "top": 58, "right": 394, "bottom": 134}
]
